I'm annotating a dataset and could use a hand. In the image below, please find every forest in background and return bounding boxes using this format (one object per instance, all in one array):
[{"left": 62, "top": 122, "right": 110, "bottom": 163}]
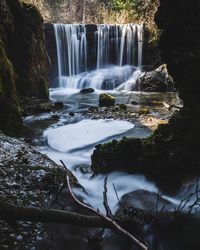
[{"left": 21, "top": 0, "right": 159, "bottom": 25}]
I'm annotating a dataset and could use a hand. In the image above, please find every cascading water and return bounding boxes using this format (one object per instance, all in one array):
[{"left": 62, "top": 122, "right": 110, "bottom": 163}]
[
  {"left": 53, "top": 23, "right": 143, "bottom": 90},
  {"left": 96, "top": 24, "right": 110, "bottom": 69},
  {"left": 54, "top": 24, "right": 87, "bottom": 87}
]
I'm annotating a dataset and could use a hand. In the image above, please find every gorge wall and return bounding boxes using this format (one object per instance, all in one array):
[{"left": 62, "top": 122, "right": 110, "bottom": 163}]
[{"left": 0, "top": 0, "right": 48, "bottom": 134}]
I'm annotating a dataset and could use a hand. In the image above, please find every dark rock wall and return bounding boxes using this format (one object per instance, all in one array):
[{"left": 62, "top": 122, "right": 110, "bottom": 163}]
[
  {"left": 0, "top": 0, "right": 48, "bottom": 133},
  {"left": 155, "top": 0, "right": 200, "bottom": 107}
]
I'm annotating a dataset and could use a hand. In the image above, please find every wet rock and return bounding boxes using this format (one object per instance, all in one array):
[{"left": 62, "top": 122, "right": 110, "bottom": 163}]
[
  {"left": 73, "top": 164, "right": 92, "bottom": 174},
  {"left": 69, "top": 112, "right": 75, "bottom": 116},
  {"left": 135, "top": 65, "right": 174, "bottom": 92},
  {"left": 80, "top": 88, "right": 95, "bottom": 94},
  {"left": 99, "top": 93, "right": 115, "bottom": 107},
  {"left": 116, "top": 190, "right": 174, "bottom": 216},
  {"left": 52, "top": 101, "right": 64, "bottom": 110},
  {"left": 88, "top": 106, "right": 98, "bottom": 111},
  {"left": 51, "top": 114, "right": 60, "bottom": 120},
  {"left": 119, "top": 104, "right": 127, "bottom": 110},
  {"left": 138, "top": 107, "right": 150, "bottom": 115},
  {"left": 21, "top": 98, "right": 53, "bottom": 116},
  {"left": 131, "top": 101, "right": 139, "bottom": 105}
]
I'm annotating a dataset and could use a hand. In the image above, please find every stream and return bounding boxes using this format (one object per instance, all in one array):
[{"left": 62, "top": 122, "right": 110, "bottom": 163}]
[
  {"left": 24, "top": 87, "right": 182, "bottom": 248},
  {"left": 24, "top": 23, "right": 200, "bottom": 249}
]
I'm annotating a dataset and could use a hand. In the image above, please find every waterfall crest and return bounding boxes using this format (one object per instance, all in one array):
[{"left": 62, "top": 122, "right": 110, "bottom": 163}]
[{"left": 53, "top": 23, "right": 143, "bottom": 89}]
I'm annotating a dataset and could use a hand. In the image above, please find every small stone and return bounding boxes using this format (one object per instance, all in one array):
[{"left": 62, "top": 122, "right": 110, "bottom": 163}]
[
  {"left": 16, "top": 235, "right": 23, "bottom": 241},
  {"left": 80, "top": 88, "right": 95, "bottom": 94},
  {"left": 131, "top": 101, "right": 138, "bottom": 105},
  {"left": 119, "top": 104, "right": 127, "bottom": 110},
  {"left": 51, "top": 114, "right": 59, "bottom": 120}
]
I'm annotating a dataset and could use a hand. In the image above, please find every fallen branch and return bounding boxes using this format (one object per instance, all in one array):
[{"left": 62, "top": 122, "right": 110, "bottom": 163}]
[
  {"left": 0, "top": 204, "right": 108, "bottom": 228},
  {"left": 61, "top": 160, "right": 148, "bottom": 250},
  {"left": 103, "top": 176, "right": 112, "bottom": 217}
]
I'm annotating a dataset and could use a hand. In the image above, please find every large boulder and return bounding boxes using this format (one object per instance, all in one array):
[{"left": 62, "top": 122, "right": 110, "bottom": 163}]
[
  {"left": 116, "top": 190, "right": 174, "bottom": 215},
  {"left": 135, "top": 64, "right": 174, "bottom": 92}
]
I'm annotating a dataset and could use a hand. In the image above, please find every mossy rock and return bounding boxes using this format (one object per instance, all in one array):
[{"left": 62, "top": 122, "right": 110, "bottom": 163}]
[
  {"left": 91, "top": 105, "right": 200, "bottom": 194},
  {"left": 0, "top": 38, "right": 22, "bottom": 134},
  {"left": 138, "top": 107, "right": 150, "bottom": 115},
  {"left": 0, "top": 0, "right": 49, "bottom": 134},
  {"left": 99, "top": 93, "right": 115, "bottom": 107},
  {"left": 119, "top": 104, "right": 127, "bottom": 110}
]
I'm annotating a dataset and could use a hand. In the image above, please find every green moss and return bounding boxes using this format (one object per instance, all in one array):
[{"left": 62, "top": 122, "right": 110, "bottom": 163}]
[
  {"left": 119, "top": 104, "right": 127, "bottom": 110},
  {"left": 0, "top": 38, "right": 22, "bottom": 134},
  {"left": 0, "top": 0, "right": 49, "bottom": 134},
  {"left": 91, "top": 105, "right": 200, "bottom": 194},
  {"left": 99, "top": 93, "right": 115, "bottom": 107}
]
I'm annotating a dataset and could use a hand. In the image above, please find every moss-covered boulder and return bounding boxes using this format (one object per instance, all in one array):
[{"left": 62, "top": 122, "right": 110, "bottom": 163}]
[{"left": 99, "top": 93, "right": 115, "bottom": 107}]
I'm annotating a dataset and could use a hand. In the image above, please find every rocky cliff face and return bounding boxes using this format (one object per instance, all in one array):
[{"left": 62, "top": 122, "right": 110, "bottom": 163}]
[{"left": 0, "top": 0, "right": 48, "bottom": 134}]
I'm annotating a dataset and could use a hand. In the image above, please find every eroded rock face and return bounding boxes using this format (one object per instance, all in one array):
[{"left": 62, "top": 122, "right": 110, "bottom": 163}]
[{"left": 0, "top": 0, "right": 48, "bottom": 134}]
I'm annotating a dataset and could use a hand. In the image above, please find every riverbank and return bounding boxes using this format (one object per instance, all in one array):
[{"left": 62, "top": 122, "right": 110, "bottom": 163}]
[{"left": 0, "top": 132, "right": 78, "bottom": 249}]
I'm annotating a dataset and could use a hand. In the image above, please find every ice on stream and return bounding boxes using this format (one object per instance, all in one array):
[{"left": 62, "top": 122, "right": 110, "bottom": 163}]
[{"left": 44, "top": 119, "right": 134, "bottom": 153}]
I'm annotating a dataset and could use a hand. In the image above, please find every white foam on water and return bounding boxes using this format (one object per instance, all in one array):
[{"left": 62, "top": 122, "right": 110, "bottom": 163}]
[
  {"left": 54, "top": 65, "right": 136, "bottom": 90},
  {"left": 74, "top": 172, "right": 159, "bottom": 213}
]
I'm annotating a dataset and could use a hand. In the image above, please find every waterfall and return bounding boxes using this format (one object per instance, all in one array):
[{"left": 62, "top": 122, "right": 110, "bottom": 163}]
[
  {"left": 96, "top": 24, "right": 110, "bottom": 69},
  {"left": 53, "top": 23, "right": 143, "bottom": 89},
  {"left": 54, "top": 24, "right": 87, "bottom": 87}
]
